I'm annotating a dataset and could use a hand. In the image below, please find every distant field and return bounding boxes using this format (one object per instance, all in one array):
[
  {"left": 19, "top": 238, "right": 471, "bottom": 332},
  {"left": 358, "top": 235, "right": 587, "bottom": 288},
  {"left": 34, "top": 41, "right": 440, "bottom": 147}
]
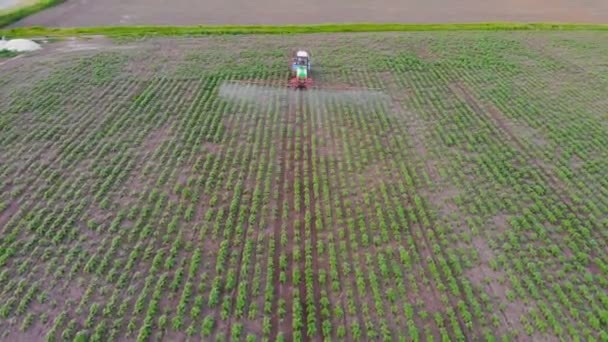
[
  {"left": 0, "top": 0, "right": 35, "bottom": 13},
  {"left": 9, "top": 0, "right": 608, "bottom": 27},
  {"left": 1, "top": 31, "right": 608, "bottom": 341}
]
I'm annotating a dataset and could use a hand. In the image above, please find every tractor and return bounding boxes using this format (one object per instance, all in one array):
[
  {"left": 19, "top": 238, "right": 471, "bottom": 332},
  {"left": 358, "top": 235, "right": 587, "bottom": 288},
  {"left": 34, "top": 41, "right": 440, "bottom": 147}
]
[
  {"left": 228, "top": 49, "right": 378, "bottom": 93},
  {"left": 289, "top": 50, "right": 312, "bottom": 89}
]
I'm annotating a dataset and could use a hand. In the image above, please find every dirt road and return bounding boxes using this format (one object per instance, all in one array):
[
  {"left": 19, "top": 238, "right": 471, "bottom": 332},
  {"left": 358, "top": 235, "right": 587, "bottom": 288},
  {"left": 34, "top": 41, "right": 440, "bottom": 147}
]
[{"left": 10, "top": 0, "right": 608, "bottom": 27}]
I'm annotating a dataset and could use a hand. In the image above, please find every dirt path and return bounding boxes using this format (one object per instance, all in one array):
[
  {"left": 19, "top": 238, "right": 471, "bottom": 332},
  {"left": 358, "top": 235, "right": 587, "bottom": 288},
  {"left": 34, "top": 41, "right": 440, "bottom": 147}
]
[{"left": 11, "top": 0, "right": 608, "bottom": 27}]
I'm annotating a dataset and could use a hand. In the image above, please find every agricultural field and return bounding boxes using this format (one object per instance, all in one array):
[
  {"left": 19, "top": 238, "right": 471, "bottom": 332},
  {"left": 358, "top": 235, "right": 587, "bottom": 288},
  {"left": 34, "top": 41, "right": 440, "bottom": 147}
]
[
  {"left": 9, "top": 0, "right": 608, "bottom": 27},
  {"left": 0, "top": 31, "right": 608, "bottom": 341}
]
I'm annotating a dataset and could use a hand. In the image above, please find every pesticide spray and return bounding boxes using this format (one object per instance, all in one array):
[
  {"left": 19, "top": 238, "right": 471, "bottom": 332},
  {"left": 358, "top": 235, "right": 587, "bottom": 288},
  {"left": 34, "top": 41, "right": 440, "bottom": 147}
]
[{"left": 219, "top": 81, "right": 392, "bottom": 109}]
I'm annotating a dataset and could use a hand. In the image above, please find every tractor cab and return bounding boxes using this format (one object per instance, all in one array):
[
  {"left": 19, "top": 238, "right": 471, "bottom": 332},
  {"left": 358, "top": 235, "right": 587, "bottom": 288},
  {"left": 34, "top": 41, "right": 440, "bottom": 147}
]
[
  {"left": 292, "top": 50, "right": 311, "bottom": 73},
  {"left": 296, "top": 53, "right": 308, "bottom": 66}
]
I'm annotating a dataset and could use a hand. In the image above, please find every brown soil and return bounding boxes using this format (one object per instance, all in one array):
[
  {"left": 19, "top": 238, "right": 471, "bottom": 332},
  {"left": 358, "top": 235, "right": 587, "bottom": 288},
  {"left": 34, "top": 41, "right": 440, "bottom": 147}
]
[
  {"left": 588, "top": 260, "right": 601, "bottom": 275},
  {"left": 315, "top": 127, "right": 341, "bottom": 159},
  {"left": 143, "top": 123, "right": 171, "bottom": 153},
  {"left": 204, "top": 142, "right": 221, "bottom": 154},
  {"left": 467, "top": 237, "right": 527, "bottom": 337},
  {"left": 570, "top": 153, "right": 583, "bottom": 169},
  {"left": 11, "top": 0, "right": 608, "bottom": 27},
  {"left": 0, "top": 200, "right": 19, "bottom": 230},
  {"left": 425, "top": 185, "right": 460, "bottom": 217},
  {"left": 3, "top": 323, "right": 47, "bottom": 342}
]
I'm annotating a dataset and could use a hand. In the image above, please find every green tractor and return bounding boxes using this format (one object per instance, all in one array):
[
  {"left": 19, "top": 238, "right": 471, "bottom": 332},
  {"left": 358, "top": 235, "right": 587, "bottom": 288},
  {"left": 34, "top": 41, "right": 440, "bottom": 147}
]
[{"left": 290, "top": 50, "right": 312, "bottom": 89}]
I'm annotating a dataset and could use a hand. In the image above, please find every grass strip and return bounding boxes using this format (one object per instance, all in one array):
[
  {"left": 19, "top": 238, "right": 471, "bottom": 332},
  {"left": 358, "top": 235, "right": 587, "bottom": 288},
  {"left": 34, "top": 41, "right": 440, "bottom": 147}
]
[{"left": 2, "top": 22, "right": 608, "bottom": 38}]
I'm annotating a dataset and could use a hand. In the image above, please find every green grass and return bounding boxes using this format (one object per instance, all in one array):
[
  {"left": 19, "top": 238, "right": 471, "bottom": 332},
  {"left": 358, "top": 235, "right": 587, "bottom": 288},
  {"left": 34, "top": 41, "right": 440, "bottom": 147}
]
[
  {"left": 1, "top": 22, "right": 608, "bottom": 38},
  {"left": 0, "top": 0, "right": 65, "bottom": 28},
  {"left": 0, "top": 49, "right": 18, "bottom": 58}
]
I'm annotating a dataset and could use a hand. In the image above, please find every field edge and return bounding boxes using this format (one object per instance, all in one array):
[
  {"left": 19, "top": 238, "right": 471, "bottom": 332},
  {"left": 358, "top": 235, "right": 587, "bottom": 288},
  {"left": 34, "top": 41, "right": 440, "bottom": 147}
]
[
  {"left": 0, "top": 0, "right": 65, "bottom": 28},
  {"left": 2, "top": 22, "right": 608, "bottom": 38}
]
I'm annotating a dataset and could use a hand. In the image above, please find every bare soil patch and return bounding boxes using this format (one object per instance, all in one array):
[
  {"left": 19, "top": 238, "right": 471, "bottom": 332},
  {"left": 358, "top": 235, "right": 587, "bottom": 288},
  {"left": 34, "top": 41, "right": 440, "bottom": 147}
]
[
  {"left": 421, "top": 184, "right": 462, "bottom": 224},
  {"left": 588, "top": 260, "right": 601, "bottom": 275},
  {"left": 3, "top": 323, "right": 46, "bottom": 342},
  {"left": 204, "top": 142, "right": 221, "bottom": 154},
  {"left": 143, "top": 124, "right": 170, "bottom": 153},
  {"left": 467, "top": 237, "right": 530, "bottom": 338},
  {"left": 0, "top": 200, "right": 19, "bottom": 229},
  {"left": 570, "top": 153, "right": 583, "bottom": 169},
  {"left": 492, "top": 214, "right": 510, "bottom": 233}
]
